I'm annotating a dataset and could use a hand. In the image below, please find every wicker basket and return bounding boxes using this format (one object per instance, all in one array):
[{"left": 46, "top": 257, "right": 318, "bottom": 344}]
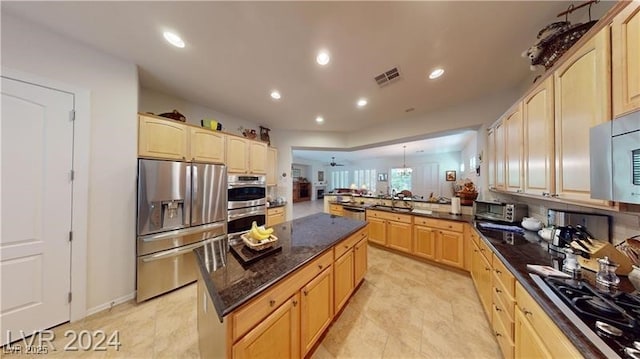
[
  {"left": 456, "top": 192, "right": 478, "bottom": 206},
  {"left": 241, "top": 233, "right": 278, "bottom": 251},
  {"left": 535, "top": 20, "right": 597, "bottom": 70}
]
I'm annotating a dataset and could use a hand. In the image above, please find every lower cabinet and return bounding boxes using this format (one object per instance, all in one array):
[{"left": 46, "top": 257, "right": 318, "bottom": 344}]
[
  {"left": 334, "top": 250, "right": 355, "bottom": 313},
  {"left": 301, "top": 267, "right": 333, "bottom": 357},
  {"left": 413, "top": 225, "right": 437, "bottom": 260},
  {"left": 514, "top": 309, "right": 551, "bottom": 359},
  {"left": 413, "top": 217, "right": 465, "bottom": 269},
  {"left": 232, "top": 294, "right": 301, "bottom": 359},
  {"left": 365, "top": 210, "right": 412, "bottom": 252},
  {"left": 267, "top": 207, "right": 285, "bottom": 227},
  {"left": 387, "top": 220, "right": 412, "bottom": 253},
  {"left": 471, "top": 240, "right": 493, "bottom": 316},
  {"left": 354, "top": 238, "right": 368, "bottom": 285},
  {"left": 329, "top": 204, "right": 344, "bottom": 216},
  {"left": 367, "top": 217, "right": 387, "bottom": 245}
]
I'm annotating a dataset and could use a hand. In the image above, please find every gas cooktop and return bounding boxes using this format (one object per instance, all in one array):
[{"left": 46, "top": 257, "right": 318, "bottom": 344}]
[{"left": 533, "top": 274, "right": 640, "bottom": 358}]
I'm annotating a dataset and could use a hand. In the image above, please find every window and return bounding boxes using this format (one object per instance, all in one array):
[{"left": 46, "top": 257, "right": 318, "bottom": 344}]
[
  {"left": 330, "top": 170, "right": 349, "bottom": 189},
  {"left": 390, "top": 168, "right": 412, "bottom": 193},
  {"left": 353, "top": 169, "right": 377, "bottom": 193}
]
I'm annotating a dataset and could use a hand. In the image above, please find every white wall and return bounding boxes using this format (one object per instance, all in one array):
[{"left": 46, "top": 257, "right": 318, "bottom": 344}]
[
  {"left": 139, "top": 88, "right": 263, "bottom": 138},
  {"left": 2, "top": 14, "right": 138, "bottom": 311}
]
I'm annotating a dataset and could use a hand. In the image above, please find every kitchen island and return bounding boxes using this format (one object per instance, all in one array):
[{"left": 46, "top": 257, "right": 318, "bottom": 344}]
[{"left": 194, "top": 213, "right": 368, "bottom": 358}]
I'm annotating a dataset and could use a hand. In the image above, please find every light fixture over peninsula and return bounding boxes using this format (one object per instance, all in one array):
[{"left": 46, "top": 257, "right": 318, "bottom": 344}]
[
  {"left": 270, "top": 90, "right": 281, "bottom": 100},
  {"left": 163, "top": 31, "right": 185, "bottom": 48},
  {"left": 315, "top": 116, "right": 324, "bottom": 124},
  {"left": 357, "top": 98, "right": 368, "bottom": 108},
  {"left": 316, "top": 51, "right": 330, "bottom": 66}
]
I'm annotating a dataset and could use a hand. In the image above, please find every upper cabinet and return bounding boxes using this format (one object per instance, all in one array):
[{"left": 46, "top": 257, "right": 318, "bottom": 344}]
[
  {"left": 612, "top": 1, "right": 640, "bottom": 117},
  {"left": 523, "top": 76, "right": 555, "bottom": 196},
  {"left": 487, "top": 128, "right": 496, "bottom": 190},
  {"left": 138, "top": 114, "right": 188, "bottom": 160},
  {"left": 554, "top": 26, "right": 611, "bottom": 206},
  {"left": 504, "top": 103, "right": 524, "bottom": 193},
  {"left": 494, "top": 120, "right": 506, "bottom": 191},
  {"left": 267, "top": 147, "right": 278, "bottom": 186},
  {"left": 189, "top": 127, "right": 225, "bottom": 163},
  {"left": 226, "top": 136, "right": 268, "bottom": 174}
]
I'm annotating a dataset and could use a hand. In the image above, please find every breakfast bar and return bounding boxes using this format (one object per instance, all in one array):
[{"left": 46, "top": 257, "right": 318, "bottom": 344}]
[{"left": 194, "top": 213, "right": 368, "bottom": 358}]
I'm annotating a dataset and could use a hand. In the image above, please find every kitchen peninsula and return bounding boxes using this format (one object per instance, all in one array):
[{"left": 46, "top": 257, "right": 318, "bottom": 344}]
[{"left": 194, "top": 213, "right": 368, "bottom": 358}]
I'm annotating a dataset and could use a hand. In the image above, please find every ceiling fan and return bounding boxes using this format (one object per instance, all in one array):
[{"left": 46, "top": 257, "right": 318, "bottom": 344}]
[{"left": 328, "top": 157, "right": 345, "bottom": 167}]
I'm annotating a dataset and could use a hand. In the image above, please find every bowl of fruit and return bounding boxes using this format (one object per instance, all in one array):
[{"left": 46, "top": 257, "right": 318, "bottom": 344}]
[{"left": 241, "top": 221, "right": 278, "bottom": 251}]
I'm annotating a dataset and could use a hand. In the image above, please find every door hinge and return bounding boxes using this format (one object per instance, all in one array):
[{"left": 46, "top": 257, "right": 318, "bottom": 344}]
[
  {"left": 70, "top": 170, "right": 74, "bottom": 181},
  {"left": 69, "top": 231, "right": 73, "bottom": 242},
  {"left": 68, "top": 292, "right": 72, "bottom": 303},
  {"left": 69, "top": 110, "right": 75, "bottom": 122}
]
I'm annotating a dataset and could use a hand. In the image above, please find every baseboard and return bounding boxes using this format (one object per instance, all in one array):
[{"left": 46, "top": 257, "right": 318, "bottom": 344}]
[{"left": 85, "top": 292, "right": 136, "bottom": 317}]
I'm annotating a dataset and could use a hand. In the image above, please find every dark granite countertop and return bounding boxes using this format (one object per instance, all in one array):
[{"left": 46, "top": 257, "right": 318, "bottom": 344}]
[
  {"left": 474, "top": 223, "right": 634, "bottom": 359},
  {"left": 267, "top": 203, "right": 286, "bottom": 209},
  {"left": 364, "top": 205, "right": 475, "bottom": 223},
  {"left": 193, "top": 213, "right": 367, "bottom": 321}
]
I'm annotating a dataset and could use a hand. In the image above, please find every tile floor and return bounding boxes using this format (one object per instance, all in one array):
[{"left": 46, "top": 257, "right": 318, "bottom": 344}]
[
  {"left": 4, "top": 245, "right": 500, "bottom": 359},
  {"left": 292, "top": 199, "right": 326, "bottom": 219}
]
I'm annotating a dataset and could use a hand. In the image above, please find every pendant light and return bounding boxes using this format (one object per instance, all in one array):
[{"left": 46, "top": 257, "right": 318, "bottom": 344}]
[{"left": 400, "top": 145, "right": 413, "bottom": 177}]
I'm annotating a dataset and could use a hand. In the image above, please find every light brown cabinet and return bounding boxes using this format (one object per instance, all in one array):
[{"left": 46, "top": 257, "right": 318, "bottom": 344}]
[
  {"left": 487, "top": 128, "right": 496, "bottom": 190},
  {"left": 523, "top": 76, "right": 555, "bottom": 196},
  {"left": 514, "top": 309, "right": 551, "bottom": 359},
  {"left": 333, "top": 228, "right": 368, "bottom": 314},
  {"left": 138, "top": 115, "right": 188, "bottom": 160},
  {"left": 413, "top": 217, "right": 464, "bottom": 269},
  {"left": 612, "top": 1, "right": 640, "bottom": 117},
  {"left": 267, "top": 147, "right": 278, "bottom": 186},
  {"left": 333, "top": 250, "right": 354, "bottom": 313},
  {"left": 300, "top": 267, "right": 333, "bottom": 357},
  {"left": 354, "top": 238, "right": 368, "bottom": 285},
  {"left": 226, "top": 136, "right": 268, "bottom": 174},
  {"left": 189, "top": 127, "right": 225, "bottom": 163},
  {"left": 504, "top": 103, "right": 524, "bottom": 193},
  {"left": 232, "top": 294, "right": 300, "bottom": 359},
  {"left": 494, "top": 121, "right": 506, "bottom": 191},
  {"left": 329, "top": 204, "right": 344, "bottom": 216},
  {"left": 553, "top": 26, "right": 611, "bottom": 206},
  {"left": 366, "top": 210, "right": 412, "bottom": 253},
  {"left": 266, "top": 207, "right": 285, "bottom": 227},
  {"left": 471, "top": 240, "right": 493, "bottom": 316}
]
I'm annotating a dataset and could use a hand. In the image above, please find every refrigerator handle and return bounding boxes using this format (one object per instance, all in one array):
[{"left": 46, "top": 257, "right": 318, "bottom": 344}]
[{"left": 185, "top": 164, "right": 193, "bottom": 227}]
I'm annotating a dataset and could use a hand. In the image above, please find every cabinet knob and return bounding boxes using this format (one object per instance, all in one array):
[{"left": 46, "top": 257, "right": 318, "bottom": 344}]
[
  {"left": 495, "top": 306, "right": 502, "bottom": 312},
  {"left": 269, "top": 299, "right": 276, "bottom": 307},
  {"left": 292, "top": 300, "right": 298, "bottom": 307},
  {"left": 303, "top": 290, "right": 308, "bottom": 296},
  {"left": 523, "top": 309, "right": 532, "bottom": 316},
  {"left": 542, "top": 192, "right": 550, "bottom": 197},
  {"left": 495, "top": 269, "right": 502, "bottom": 275},
  {"left": 495, "top": 287, "right": 502, "bottom": 293},
  {"left": 474, "top": 249, "right": 479, "bottom": 253},
  {"left": 318, "top": 264, "right": 323, "bottom": 270},
  {"left": 192, "top": 157, "right": 195, "bottom": 161},
  {"left": 485, "top": 267, "right": 491, "bottom": 271},
  {"left": 344, "top": 245, "right": 349, "bottom": 249},
  {"left": 182, "top": 156, "right": 186, "bottom": 160},
  {"left": 495, "top": 332, "right": 502, "bottom": 337}
]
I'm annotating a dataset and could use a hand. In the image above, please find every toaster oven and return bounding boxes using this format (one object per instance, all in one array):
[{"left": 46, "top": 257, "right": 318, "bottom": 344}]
[{"left": 473, "top": 200, "right": 528, "bottom": 223}]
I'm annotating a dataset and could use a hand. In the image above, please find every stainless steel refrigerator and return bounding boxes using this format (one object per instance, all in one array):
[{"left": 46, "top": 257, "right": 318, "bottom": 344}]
[{"left": 136, "top": 159, "right": 227, "bottom": 302}]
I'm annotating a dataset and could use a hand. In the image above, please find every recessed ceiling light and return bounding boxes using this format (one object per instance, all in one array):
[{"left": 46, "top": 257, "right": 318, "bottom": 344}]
[
  {"left": 270, "top": 91, "right": 281, "bottom": 100},
  {"left": 315, "top": 116, "right": 324, "bottom": 124},
  {"left": 357, "top": 98, "right": 368, "bottom": 107},
  {"left": 163, "top": 31, "right": 185, "bottom": 48},
  {"left": 316, "top": 51, "right": 330, "bottom": 66},
  {"left": 429, "top": 68, "right": 445, "bottom": 80}
]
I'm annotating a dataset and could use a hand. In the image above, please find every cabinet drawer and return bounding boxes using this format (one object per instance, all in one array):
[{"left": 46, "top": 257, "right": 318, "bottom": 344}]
[
  {"left": 232, "top": 250, "right": 333, "bottom": 341},
  {"left": 469, "top": 228, "right": 480, "bottom": 246},
  {"left": 334, "top": 227, "right": 367, "bottom": 259},
  {"left": 515, "top": 283, "right": 582, "bottom": 358},
  {"left": 414, "top": 218, "right": 463, "bottom": 232},
  {"left": 477, "top": 238, "right": 492, "bottom": 262},
  {"left": 267, "top": 207, "right": 284, "bottom": 216},
  {"left": 366, "top": 210, "right": 412, "bottom": 224},
  {"left": 493, "top": 276, "right": 515, "bottom": 322},
  {"left": 492, "top": 254, "right": 515, "bottom": 299},
  {"left": 492, "top": 289, "right": 515, "bottom": 337},
  {"left": 493, "top": 308, "right": 515, "bottom": 359}
]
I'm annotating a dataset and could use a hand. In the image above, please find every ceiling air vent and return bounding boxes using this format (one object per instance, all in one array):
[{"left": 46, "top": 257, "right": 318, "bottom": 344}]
[{"left": 374, "top": 67, "right": 401, "bottom": 87}]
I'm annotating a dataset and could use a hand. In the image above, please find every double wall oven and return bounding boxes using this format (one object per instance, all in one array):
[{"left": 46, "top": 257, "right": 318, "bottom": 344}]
[{"left": 227, "top": 174, "right": 266, "bottom": 242}]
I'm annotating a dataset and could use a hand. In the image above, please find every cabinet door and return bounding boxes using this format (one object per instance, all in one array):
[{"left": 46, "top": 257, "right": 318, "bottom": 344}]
[
  {"left": 189, "top": 127, "right": 225, "bottom": 163},
  {"left": 487, "top": 128, "right": 496, "bottom": 190},
  {"left": 438, "top": 229, "right": 464, "bottom": 269},
  {"left": 612, "top": 2, "right": 640, "bottom": 117},
  {"left": 301, "top": 267, "right": 333, "bottom": 357},
  {"left": 413, "top": 225, "right": 436, "bottom": 260},
  {"left": 232, "top": 294, "right": 300, "bottom": 359},
  {"left": 227, "top": 137, "right": 248, "bottom": 173},
  {"left": 505, "top": 103, "right": 524, "bottom": 193},
  {"left": 494, "top": 121, "right": 506, "bottom": 190},
  {"left": 138, "top": 115, "right": 188, "bottom": 160},
  {"left": 334, "top": 250, "right": 354, "bottom": 313},
  {"left": 554, "top": 27, "right": 611, "bottom": 205},
  {"left": 473, "top": 245, "right": 493, "bottom": 316},
  {"left": 367, "top": 217, "right": 387, "bottom": 246},
  {"left": 514, "top": 308, "right": 552, "bottom": 359},
  {"left": 387, "top": 220, "right": 412, "bottom": 253},
  {"left": 523, "top": 77, "right": 555, "bottom": 196},
  {"left": 249, "top": 141, "right": 268, "bottom": 174},
  {"left": 354, "top": 238, "right": 368, "bottom": 285},
  {"left": 267, "top": 147, "right": 278, "bottom": 186}
]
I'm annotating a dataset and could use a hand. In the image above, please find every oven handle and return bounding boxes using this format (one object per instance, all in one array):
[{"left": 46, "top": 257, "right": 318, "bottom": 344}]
[
  {"left": 138, "top": 222, "right": 225, "bottom": 243},
  {"left": 141, "top": 235, "right": 226, "bottom": 262},
  {"left": 228, "top": 182, "right": 266, "bottom": 188},
  {"left": 229, "top": 208, "right": 266, "bottom": 221}
]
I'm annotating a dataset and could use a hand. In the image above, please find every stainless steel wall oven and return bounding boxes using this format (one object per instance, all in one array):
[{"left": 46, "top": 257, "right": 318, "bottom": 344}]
[{"left": 228, "top": 174, "right": 266, "bottom": 242}]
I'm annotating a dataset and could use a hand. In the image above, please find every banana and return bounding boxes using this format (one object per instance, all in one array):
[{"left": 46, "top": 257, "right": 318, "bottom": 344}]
[
  {"left": 256, "top": 225, "right": 274, "bottom": 236},
  {"left": 250, "top": 228, "right": 270, "bottom": 241}
]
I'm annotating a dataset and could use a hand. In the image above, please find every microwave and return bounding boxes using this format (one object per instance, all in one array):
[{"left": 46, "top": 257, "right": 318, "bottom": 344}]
[
  {"left": 590, "top": 110, "right": 640, "bottom": 204},
  {"left": 473, "top": 200, "right": 528, "bottom": 223}
]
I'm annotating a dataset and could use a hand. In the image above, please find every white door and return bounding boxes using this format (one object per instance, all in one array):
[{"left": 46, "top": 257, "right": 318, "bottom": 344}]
[{"left": 1, "top": 77, "right": 74, "bottom": 344}]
